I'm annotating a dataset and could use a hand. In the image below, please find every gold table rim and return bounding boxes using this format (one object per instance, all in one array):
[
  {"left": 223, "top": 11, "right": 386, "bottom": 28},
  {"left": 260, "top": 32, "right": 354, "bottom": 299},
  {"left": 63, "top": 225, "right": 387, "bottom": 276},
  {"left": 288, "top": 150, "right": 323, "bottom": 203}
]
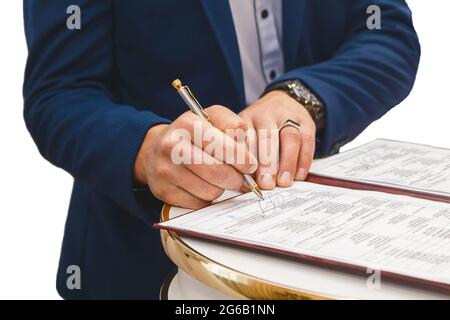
[{"left": 159, "top": 203, "right": 344, "bottom": 300}]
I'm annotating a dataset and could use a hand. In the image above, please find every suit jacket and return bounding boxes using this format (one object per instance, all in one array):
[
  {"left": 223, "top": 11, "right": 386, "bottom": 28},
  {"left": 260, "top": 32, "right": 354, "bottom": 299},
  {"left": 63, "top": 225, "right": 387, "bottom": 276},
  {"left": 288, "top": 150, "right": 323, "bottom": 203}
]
[{"left": 23, "top": 0, "right": 420, "bottom": 299}]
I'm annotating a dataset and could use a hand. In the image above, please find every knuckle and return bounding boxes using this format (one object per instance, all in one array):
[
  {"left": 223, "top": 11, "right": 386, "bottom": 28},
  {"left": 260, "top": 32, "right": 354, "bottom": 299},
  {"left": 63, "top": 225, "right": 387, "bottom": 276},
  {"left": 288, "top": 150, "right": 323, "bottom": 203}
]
[
  {"left": 301, "top": 151, "right": 313, "bottom": 161},
  {"left": 160, "top": 137, "right": 176, "bottom": 154},
  {"left": 302, "top": 133, "right": 315, "bottom": 144},
  {"left": 176, "top": 112, "right": 195, "bottom": 129},
  {"left": 281, "top": 128, "right": 301, "bottom": 141},
  {"left": 156, "top": 164, "right": 171, "bottom": 178},
  {"left": 205, "top": 105, "right": 226, "bottom": 114},
  {"left": 234, "top": 119, "right": 248, "bottom": 131}
]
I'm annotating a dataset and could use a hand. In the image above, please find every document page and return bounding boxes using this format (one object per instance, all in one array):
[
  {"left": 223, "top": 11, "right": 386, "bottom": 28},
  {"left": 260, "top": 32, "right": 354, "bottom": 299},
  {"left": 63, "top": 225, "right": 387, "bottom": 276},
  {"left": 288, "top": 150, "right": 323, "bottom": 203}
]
[
  {"left": 158, "top": 182, "right": 450, "bottom": 286},
  {"left": 310, "top": 139, "right": 450, "bottom": 197}
]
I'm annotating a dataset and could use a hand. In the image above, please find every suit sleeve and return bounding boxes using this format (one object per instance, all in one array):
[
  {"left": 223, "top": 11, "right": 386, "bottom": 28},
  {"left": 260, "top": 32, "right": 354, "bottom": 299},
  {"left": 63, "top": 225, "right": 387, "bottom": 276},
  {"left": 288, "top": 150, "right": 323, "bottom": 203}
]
[
  {"left": 272, "top": 0, "right": 421, "bottom": 156},
  {"left": 23, "top": 0, "right": 169, "bottom": 225}
]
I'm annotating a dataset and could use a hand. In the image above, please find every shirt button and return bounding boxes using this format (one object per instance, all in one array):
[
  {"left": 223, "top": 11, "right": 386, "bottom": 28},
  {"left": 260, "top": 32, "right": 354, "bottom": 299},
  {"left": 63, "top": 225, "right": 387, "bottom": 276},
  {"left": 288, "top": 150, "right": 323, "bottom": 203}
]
[
  {"left": 261, "top": 9, "right": 269, "bottom": 19},
  {"left": 269, "top": 70, "right": 277, "bottom": 80}
]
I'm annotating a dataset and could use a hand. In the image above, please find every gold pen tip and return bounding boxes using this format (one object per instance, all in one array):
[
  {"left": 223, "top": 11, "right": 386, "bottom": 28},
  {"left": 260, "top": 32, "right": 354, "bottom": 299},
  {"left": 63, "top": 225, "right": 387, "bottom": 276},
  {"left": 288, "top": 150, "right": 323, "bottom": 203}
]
[
  {"left": 254, "top": 186, "right": 264, "bottom": 200},
  {"left": 172, "top": 79, "right": 183, "bottom": 90}
]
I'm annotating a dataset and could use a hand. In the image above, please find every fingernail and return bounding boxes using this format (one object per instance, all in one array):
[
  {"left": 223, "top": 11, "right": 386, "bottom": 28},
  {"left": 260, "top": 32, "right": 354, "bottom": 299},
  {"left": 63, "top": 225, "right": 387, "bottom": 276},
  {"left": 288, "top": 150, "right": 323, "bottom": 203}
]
[
  {"left": 279, "top": 171, "right": 292, "bottom": 184},
  {"left": 249, "top": 163, "right": 258, "bottom": 174},
  {"left": 297, "top": 168, "right": 306, "bottom": 180},
  {"left": 261, "top": 174, "right": 274, "bottom": 187}
]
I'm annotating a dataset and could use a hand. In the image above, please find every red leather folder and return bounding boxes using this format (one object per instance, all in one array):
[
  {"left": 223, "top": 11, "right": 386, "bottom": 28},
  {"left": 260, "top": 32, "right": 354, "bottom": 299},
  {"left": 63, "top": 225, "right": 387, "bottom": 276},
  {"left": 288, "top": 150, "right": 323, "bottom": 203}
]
[
  {"left": 306, "top": 173, "right": 450, "bottom": 204},
  {"left": 154, "top": 174, "right": 450, "bottom": 295}
]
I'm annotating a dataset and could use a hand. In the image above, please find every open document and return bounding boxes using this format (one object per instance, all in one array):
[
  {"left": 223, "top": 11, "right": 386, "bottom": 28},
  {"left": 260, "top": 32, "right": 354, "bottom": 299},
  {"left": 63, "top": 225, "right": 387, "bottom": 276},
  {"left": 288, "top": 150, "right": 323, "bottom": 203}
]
[
  {"left": 156, "top": 182, "right": 450, "bottom": 293},
  {"left": 310, "top": 139, "right": 450, "bottom": 198}
]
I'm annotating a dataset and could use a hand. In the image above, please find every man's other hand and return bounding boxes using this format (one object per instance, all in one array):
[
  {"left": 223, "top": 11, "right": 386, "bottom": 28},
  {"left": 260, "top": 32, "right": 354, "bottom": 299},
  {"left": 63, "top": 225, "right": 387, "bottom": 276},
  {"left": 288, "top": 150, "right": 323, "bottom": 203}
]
[{"left": 239, "top": 91, "right": 316, "bottom": 190}]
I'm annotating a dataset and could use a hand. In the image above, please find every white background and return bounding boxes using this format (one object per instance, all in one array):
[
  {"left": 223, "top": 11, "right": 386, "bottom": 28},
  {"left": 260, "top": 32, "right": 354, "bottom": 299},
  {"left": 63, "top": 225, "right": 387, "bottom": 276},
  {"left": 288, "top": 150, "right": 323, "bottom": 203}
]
[{"left": 0, "top": 1, "right": 448, "bottom": 299}]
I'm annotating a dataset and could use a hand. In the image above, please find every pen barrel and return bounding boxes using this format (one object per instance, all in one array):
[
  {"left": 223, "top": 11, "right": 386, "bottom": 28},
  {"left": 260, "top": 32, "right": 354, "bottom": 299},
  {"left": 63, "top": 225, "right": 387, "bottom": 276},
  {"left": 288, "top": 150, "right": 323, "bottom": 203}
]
[
  {"left": 243, "top": 174, "right": 256, "bottom": 189},
  {"left": 177, "top": 86, "right": 210, "bottom": 122}
]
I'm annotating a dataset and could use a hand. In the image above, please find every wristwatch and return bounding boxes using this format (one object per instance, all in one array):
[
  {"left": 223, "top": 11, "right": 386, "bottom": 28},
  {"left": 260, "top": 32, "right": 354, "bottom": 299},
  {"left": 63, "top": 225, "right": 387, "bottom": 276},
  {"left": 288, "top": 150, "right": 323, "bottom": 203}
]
[{"left": 266, "top": 80, "right": 326, "bottom": 129}]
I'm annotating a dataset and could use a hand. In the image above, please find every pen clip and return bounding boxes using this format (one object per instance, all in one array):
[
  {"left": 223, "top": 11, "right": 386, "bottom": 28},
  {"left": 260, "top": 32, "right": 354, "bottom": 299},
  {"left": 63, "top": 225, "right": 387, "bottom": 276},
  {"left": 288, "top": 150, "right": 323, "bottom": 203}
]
[{"left": 184, "top": 86, "right": 210, "bottom": 122}]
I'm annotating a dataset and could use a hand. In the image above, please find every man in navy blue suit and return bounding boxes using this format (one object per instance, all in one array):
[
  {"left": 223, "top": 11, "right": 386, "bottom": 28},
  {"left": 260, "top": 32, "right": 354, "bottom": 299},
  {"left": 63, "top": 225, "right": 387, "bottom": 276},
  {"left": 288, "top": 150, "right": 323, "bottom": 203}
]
[{"left": 23, "top": 0, "right": 420, "bottom": 299}]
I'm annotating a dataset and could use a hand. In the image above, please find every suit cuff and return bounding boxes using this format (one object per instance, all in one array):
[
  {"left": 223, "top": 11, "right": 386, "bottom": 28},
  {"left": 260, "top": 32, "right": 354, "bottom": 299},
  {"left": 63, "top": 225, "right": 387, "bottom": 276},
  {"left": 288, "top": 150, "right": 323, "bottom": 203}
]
[{"left": 100, "top": 108, "right": 171, "bottom": 226}]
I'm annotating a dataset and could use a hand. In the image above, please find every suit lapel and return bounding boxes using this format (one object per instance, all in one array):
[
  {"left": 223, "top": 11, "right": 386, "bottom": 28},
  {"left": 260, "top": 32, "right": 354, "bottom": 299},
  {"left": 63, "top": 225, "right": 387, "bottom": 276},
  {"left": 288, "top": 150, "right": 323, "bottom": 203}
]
[
  {"left": 200, "top": 0, "right": 245, "bottom": 107},
  {"left": 282, "top": 0, "right": 306, "bottom": 69}
]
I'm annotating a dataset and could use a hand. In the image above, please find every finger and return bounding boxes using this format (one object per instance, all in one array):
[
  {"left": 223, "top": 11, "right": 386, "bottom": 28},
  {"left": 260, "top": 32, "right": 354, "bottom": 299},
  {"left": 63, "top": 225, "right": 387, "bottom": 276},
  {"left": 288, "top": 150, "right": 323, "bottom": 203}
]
[
  {"left": 207, "top": 105, "right": 257, "bottom": 171},
  {"left": 183, "top": 143, "right": 244, "bottom": 190},
  {"left": 205, "top": 105, "right": 248, "bottom": 136},
  {"left": 165, "top": 186, "right": 210, "bottom": 210},
  {"left": 241, "top": 122, "right": 257, "bottom": 192},
  {"left": 295, "top": 127, "right": 316, "bottom": 181},
  {"left": 254, "top": 119, "right": 279, "bottom": 190},
  {"left": 174, "top": 166, "right": 225, "bottom": 202},
  {"left": 245, "top": 122, "right": 258, "bottom": 167},
  {"left": 203, "top": 126, "right": 257, "bottom": 174},
  {"left": 175, "top": 111, "right": 257, "bottom": 174},
  {"left": 277, "top": 126, "right": 301, "bottom": 187}
]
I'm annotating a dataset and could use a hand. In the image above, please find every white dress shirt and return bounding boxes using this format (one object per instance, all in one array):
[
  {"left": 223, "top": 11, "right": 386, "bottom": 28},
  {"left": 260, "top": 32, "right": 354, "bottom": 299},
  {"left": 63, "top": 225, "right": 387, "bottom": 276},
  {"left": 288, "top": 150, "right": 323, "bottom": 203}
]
[{"left": 229, "top": 0, "right": 285, "bottom": 106}]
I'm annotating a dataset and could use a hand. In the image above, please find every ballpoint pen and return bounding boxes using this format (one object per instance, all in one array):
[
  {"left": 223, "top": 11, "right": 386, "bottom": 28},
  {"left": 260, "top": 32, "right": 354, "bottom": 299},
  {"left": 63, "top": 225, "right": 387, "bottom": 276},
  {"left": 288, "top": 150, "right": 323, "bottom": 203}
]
[{"left": 172, "top": 79, "right": 264, "bottom": 200}]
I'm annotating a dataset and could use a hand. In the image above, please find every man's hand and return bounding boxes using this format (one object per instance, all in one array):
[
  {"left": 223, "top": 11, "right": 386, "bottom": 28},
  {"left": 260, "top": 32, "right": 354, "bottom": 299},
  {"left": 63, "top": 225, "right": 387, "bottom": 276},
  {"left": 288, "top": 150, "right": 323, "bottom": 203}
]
[
  {"left": 134, "top": 106, "right": 257, "bottom": 209},
  {"left": 239, "top": 90, "right": 316, "bottom": 189}
]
